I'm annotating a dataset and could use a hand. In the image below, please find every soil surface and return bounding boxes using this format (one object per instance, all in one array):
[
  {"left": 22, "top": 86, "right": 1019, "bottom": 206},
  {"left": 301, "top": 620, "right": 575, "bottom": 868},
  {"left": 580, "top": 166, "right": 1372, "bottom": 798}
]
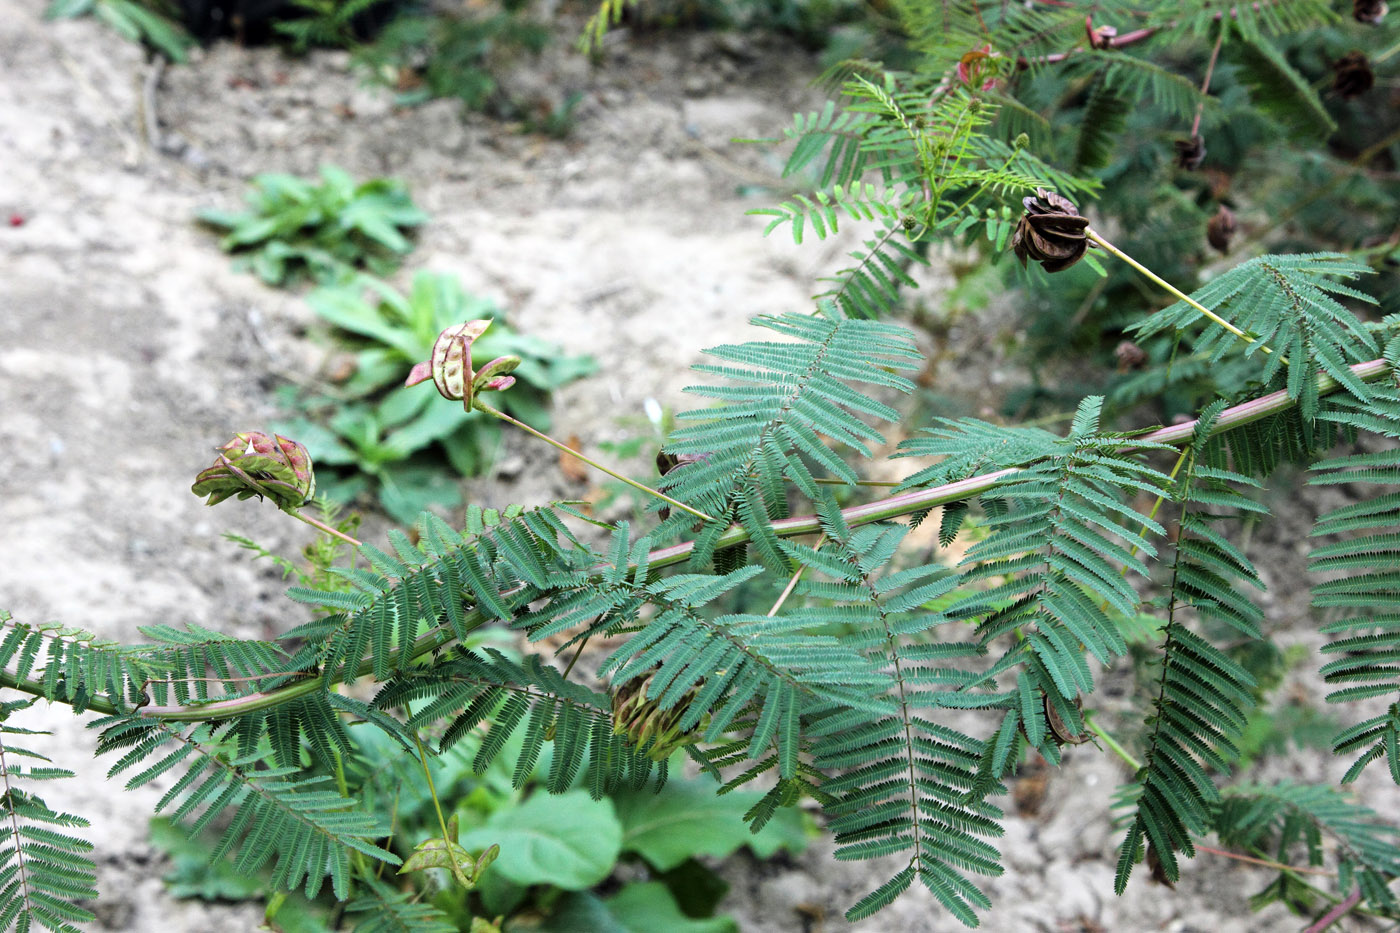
[{"left": 1, "top": 3, "right": 1397, "bottom": 931}]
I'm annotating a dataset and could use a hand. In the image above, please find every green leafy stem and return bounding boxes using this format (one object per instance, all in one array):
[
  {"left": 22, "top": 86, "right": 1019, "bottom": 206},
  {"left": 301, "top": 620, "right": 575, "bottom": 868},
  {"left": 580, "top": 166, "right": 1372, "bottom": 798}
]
[{"left": 4, "top": 358, "right": 1390, "bottom": 722}]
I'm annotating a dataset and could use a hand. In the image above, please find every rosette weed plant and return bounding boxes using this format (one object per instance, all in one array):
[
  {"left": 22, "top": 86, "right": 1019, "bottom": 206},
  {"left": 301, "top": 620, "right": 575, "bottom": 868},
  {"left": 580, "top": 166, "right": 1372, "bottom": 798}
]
[
  {"left": 275, "top": 271, "right": 596, "bottom": 521},
  {"left": 198, "top": 164, "right": 428, "bottom": 287}
]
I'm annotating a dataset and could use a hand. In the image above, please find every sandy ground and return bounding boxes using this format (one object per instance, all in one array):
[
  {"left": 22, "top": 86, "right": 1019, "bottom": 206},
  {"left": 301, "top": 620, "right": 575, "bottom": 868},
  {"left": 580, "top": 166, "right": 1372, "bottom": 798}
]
[{"left": 2, "top": 2, "right": 1397, "bottom": 930}]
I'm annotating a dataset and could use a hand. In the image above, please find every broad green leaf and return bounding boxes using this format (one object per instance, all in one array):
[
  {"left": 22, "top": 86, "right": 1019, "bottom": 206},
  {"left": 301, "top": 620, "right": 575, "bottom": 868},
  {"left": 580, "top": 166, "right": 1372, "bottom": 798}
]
[
  {"left": 457, "top": 791, "right": 622, "bottom": 890},
  {"left": 194, "top": 208, "right": 243, "bottom": 230},
  {"left": 378, "top": 463, "right": 464, "bottom": 523},
  {"left": 607, "top": 882, "right": 738, "bottom": 933},
  {"left": 92, "top": 0, "right": 140, "bottom": 40},
  {"left": 309, "top": 287, "right": 422, "bottom": 359},
  {"left": 614, "top": 777, "right": 811, "bottom": 871},
  {"left": 536, "top": 883, "right": 737, "bottom": 933},
  {"left": 377, "top": 384, "right": 439, "bottom": 431},
  {"left": 111, "top": 0, "right": 191, "bottom": 60},
  {"left": 383, "top": 405, "right": 469, "bottom": 460}
]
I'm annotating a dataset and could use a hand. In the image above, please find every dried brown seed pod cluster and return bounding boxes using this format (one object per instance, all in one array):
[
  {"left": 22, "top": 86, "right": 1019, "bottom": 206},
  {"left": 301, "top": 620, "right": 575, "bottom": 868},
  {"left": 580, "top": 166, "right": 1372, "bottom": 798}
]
[
  {"left": 1207, "top": 205, "right": 1238, "bottom": 254},
  {"left": 1011, "top": 189, "right": 1091, "bottom": 273},
  {"left": 1354, "top": 0, "right": 1388, "bottom": 24},
  {"left": 1115, "top": 341, "right": 1148, "bottom": 372},
  {"left": 1333, "top": 51, "right": 1376, "bottom": 99},
  {"left": 1174, "top": 134, "right": 1206, "bottom": 171},
  {"left": 611, "top": 671, "right": 701, "bottom": 761}
]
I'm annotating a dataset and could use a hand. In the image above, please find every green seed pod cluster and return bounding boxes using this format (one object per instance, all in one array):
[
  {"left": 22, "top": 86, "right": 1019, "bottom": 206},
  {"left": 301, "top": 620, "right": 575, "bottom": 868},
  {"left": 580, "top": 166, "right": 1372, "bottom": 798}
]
[
  {"left": 192, "top": 432, "right": 316, "bottom": 510},
  {"left": 611, "top": 671, "right": 702, "bottom": 761}
]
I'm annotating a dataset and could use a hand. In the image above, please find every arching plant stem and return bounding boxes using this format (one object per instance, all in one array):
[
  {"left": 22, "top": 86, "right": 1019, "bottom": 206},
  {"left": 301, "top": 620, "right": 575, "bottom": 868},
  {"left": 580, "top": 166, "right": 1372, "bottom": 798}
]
[{"left": 1086, "top": 229, "right": 1276, "bottom": 357}]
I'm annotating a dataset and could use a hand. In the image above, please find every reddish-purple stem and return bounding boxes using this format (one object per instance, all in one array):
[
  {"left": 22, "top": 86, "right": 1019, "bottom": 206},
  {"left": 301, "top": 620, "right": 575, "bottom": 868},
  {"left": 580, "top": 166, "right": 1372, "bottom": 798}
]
[
  {"left": 1191, "top": 27, "right": 1225, "bottom": 138},
  {"left": 1303, "top": 887, "right": 1363, "bottom": 933}
]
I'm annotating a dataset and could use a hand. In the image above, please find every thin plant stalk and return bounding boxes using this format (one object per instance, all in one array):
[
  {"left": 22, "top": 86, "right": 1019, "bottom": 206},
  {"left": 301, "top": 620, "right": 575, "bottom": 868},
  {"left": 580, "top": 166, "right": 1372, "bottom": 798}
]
[
  {"left": 213, "top": 452, "right": 363, "bottom": 547},
  {"left": 411, "top": 728, "right": 472, "bottom": 889},
  {"left": 1086, "top": 229, "right": 1274, "bottom": 356},
  {"left": 1083, "top": 715, "right": 1141, "bottom": 771},
  {"left": 1189, "top": 26, "right": 1224, "bottom": 140},
  {"left": 813, "top": 477, "right": 900, "bottom": 487},
  {"left": 1305, "top": 888, "right": 1364, "bottom": 933},
  {"left": 476, "top": 402, "right": 716, "bottom": 524},
  {"left": 768, "top": 534, "right": 825, "bottom": 617},
  {"left": 1194, "top": 844, "right": 1335, "bottom": 878},
  {"left": 288, "top": 508, "right": 362, "bottom": 548}
]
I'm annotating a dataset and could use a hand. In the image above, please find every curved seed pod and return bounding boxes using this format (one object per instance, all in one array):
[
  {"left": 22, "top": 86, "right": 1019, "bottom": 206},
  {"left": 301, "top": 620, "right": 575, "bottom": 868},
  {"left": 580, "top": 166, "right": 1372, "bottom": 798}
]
[
  {"left": 405, "top": 321, "right": 524, "bottom": 411},
  {"left": 1173, "top": 134, "right": 1206, "bottom": 171},
  {"left": 192, "top": 432, "right": 315, "bottom": 510},
  {"left": 1043, "top": 692, "right": 1093, "bottom": 746},
  {"left": 1206, "top": 205, "right": 1238, "bottom": 254},
  {"left": 433, "top": 320, "right": 490, "bottom": 401},
  {"left": 654, "top": 450, "right": 713, "bottom": 519},
  {"left": 471, "top": 355, "right": 522, "bottom": 403}
]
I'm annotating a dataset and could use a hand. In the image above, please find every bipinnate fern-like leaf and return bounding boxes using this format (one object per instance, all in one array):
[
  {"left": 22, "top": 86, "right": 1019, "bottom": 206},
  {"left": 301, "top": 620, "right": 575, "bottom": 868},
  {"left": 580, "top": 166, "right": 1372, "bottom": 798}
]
[
  {"left": 0, "top": 700, "right": 97, "bottom": 933},
  {"left": 346, "top": 877, "right": 457, "bottom": 933},
  {"left": 795, "top": 515, "right": 1001, "bottom": 924},
  {"left": 1308, "top": 379, "right": 1400, "bottom": 783},
  {"left": 373, "top": 647, "right": 660, "bottom": 797},
  {"left": 505, "top": 520, "right": 893, "bottom": 787},
  {"left": 753, "top": 78, "right": 1095, "bottom": 321},
  {"left": 1232, "top": 34, "right": 1337, "bottom": 138},
  {"left": 1214, "top": 782, "right": 1400, "bottom": 914},
  {"left": 1143, "top": 0, "right": 1336, "bottom": 42},
  {"left": 1074, "top": 69, "right": 1130, "bottom": 174},
  {"left": 94, "top": 716, "right": 399, "bottom": 900},
  {"left": 818, "top": 220, "right": 927, "bottom": 320},
  {"left": 0, "top": 609, "right": 295, "bottom": 713},
  {"left": 895, "top": 417, "right": 1061, "bottom": 490},
  {"left": 285, "top": 507, "right": 584, "bottom": 684},
  {"left": 1131, "top": 254, "right": 1378, "bottom": 420},
  {"left": 1114, "top": 404, "right": 1267, "bottom": 890},
  {"left": 1089, "top": 52, "right": 1208, "bottom": 122},
  {"left": 762, "top": 99, "right": 875, "bottom": 188},
  {"left": 940, "top": 398, "right": 1174, "bottom": 761},
  {"left": 658, "top": 313, "right": 920, "bottom": 568}
]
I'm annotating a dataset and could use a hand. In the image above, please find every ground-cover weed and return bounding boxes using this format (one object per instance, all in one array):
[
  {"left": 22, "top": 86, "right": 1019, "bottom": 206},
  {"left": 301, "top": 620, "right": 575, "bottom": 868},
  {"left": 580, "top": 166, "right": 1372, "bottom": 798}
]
[
  {"left": 199, "top": 165, "right": 428, "bottom": 287},
  {"left": 45, "top": 0, "right": 194, "bottom": 60},
  {"left": 276, "top": 272, "right": 596, "bottom": 521}
]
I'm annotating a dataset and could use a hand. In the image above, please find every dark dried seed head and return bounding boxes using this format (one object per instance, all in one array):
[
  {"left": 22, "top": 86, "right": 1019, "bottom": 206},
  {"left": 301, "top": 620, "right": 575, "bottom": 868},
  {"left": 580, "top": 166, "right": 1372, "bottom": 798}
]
[
  {"left": 1115, "top": 341, "right": 1147, "bottom": 371},
  {"left": 1333, "top": 51, "right": 1375, "bottom": 99},
  {"left": 1354, "top": 0, "right": 1388, "bottom": 24},
  {"left": 1206, "top": 205, "right": 1238, "bottom": 254},
  {"left": 1011, "top": 188, "right": 1092, "bottom": 273},
  {"left": 1173, "top": 135, "right": 1206, "bottom": 171}
]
